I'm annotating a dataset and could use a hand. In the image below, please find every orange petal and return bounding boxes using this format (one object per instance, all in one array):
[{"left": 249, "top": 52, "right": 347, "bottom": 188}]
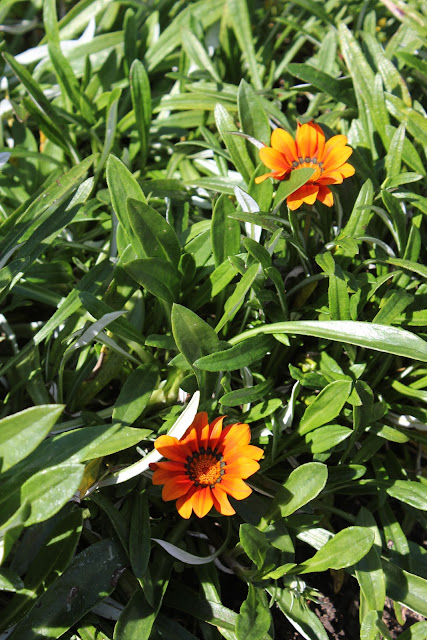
[
  {"left": 322, "top": 134, "right": 348, "bottom": 158},
  {"left": 219, "top": 423, "right": 251, "bottom": 454},
  {"left": 191, "top": 412, "right": 210, "bottom": 449},
  {"left": 155, "top": 435, "right": 189, "bottom": 462},
  {"left": 338, "top": 162, "right": 355, "bottom": 178},
  {"left": 225, "top": 458, "right": 260, "bottom": 479},
  {"left": 314, "top": 124, "right": 326, "bottom": 159},
  {"left": 154, "top": 460, "right": 187, "bottom": 472},
  {"left": 208, "top": 416, "right": 225, "bottom": 450},
  {"left": 259, "top": 146, "right": 290, "bottom": 171},
  {"left": 176, "top": 486, "right": 197, "bottom": 519},
  {"left": 322, "top": 145, "right": 353, "bottom": 173},
  {"left": 152, "top": 463, "right": 187, "bottom": 485},
  {"left": 162, "top": 477, "right": 193, "bottom": 501},
  {"left": 180, "top": 427, "right": 199, "bottom": 454},
  {"left": 212, "top": 486, "right": 236, "bottom": 515},
  {"left": 152, "top": 468, "right": 179, "bottom": 485},
  {"left": 296, "top": 122, "right": 319, "bottom": 159},
  {"left": 255, "top": 172, "right": 276, "bottom": 184},
  {"left": 191, "top": 411, "right": 209, "bottom": 434},
  {"left": 317, "top": 185, "right": 334, "bottom": 207},
  {"left": 220, "top": 476, "right": 252, "bottom": 500},
  {"left": 287, "top": 183, "right": 319, "bottom": 211},
  {"left": 192, "top": 487, "right": 213, "bottom": 518},
  {"left": 320, "top": 170, "right": 344, "bottom": 184},
  {"left": 271, "top": 128, "right": 297, "bottom": 166},
  {"left": 225, "top": 444, "right": 264, "bottom": 463}
]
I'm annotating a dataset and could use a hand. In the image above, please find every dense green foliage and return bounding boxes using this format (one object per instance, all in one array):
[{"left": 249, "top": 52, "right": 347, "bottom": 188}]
[{"left": 0, "top": 0, "right": 426, "bottom": 638}]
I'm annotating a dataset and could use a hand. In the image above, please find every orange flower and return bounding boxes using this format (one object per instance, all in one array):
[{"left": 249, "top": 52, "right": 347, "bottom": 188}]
[
  {"left": 150, "top": 412, "right": 263, "bottom": 519},
  {"left": 255, "top": 122, "right": 355, "bottom": 210}
]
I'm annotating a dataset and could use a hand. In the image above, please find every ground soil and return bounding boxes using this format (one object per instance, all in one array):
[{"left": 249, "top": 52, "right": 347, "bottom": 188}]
[{"left": 283, "top": 571, "right": 426, "bottom": 640}]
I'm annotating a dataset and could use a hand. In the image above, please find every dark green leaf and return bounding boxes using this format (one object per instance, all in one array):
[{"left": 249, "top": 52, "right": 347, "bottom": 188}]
[
  {"left": 195, "top": 335, "right": 273, "bottom": 371},
  {"left": 236, "top": 584, "right": 271, "bottom": 640},
  {"left": 127, "top": 199, "right": 181, "bottom": 267},
  {"left": 10, "top": 540, "right": 127, "bottom": 640}
]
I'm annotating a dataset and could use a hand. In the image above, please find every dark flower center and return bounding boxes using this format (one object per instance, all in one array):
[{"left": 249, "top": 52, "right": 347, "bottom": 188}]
[
  {"left": 292, "top": 157, "right": 324, "bottom": 175},
  {"left": 185, "top": 447, "right": 225, "bottom": 489}
]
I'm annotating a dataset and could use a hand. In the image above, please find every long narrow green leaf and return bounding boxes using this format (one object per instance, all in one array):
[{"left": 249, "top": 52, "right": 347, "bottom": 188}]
[{"left": 228, "top": 321, "right": 427, "bottom": 362}]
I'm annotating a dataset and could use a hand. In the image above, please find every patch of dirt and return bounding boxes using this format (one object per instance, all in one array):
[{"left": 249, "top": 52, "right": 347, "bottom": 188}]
[{"left": 308, "top": 574, "right": 425, "bottom": 640}]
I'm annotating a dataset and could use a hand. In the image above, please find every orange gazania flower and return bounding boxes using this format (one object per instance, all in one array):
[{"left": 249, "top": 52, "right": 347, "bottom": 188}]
[
  {"left": 255, "top": 122, "right": 355, "bottom": 211},
  {"left": 150, "top": 412, "right": 263, "bottom": 519}
]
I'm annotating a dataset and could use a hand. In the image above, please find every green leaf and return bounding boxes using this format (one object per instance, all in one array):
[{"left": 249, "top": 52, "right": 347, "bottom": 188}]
[
  {"left": 383, "top": 561, "right": 427, "bottom": 617},
  {"left": 229, "top": 321, "right": 427, "bottom": 362},
  {"left": 215, "top": 104, "right": 254, "bottom": 183},
  {"left": 388, "top": 257, "right": 427, "bottom": 280},
  {"left": 386, "top": 480, "right": 427, "bottom": 511},
  {"left": 43, "top": 0, "right": 89, "bottom": 115},
  {"left": 0, "top": 568, "right": 24, "bottom": 592},
  {"left": 287, "top": 63, "right": 355, "bottom": 106},
  {"left": 299, "top": 380, "right": 353, "bottom": 435},
  {"left": 373, "top": 290, "right": 414, "bottom": 325},
  {"left": 239, "top": 524, "right": 270, "bottom": 569},
  {"left": 192, "top": 259, "right": 239, "bottom": 309},
  {"left": 124, "top": 258, "right": 180, "bottom": 305},
  {"left": 291, "top": 0, "right": 332, "bottom": 22},
  {"left": 360, "top": 610, "right": 381, "bottom": 640},
  {"left": 305, "top": 424, "right": 352, "bottom": 453},
  {"left": 238, "top": 79, "right": 270, "bottom": 153},
  {"left": 220, "top": 379, "right": 272, "bottom": 406},
  {"left": 114, "top": 589, "right": 156, "bottom": 640},
  {"left": 341, "top": 179, "right": 374, "bottom": 238},
  {"left": 276, "top": 462, "right": 328, "bottom": 517},
  {"left": 106, "top": 155, "right": 147, "bottom": 252},
  {"left": 172, "top": 304, "right": 220, "bottom": 393},
  {"left": 235, "top": 584, "right": 271, "bottom": 640},
  {"left": 385, "top": 125, "right": 425, "bottom": 176},
  {"left": 95, "top": 88, "right": 121, "bottom": 180},
  {"left": 271, "top": 587, "right": 329, "bottom": 640},
  {"left": 227, "top": 0, "right": 263, "bottom": 89},
  {"left": 127, "top": 198, "right": 181, "bottom": 267},
  {"left": 20, "top": 464, "right": 84, "bottom": 526},
  {"left": 79, "top": 291, "right": 146, "bottom": 346},
  {"left": 396, "top": 622, "right": 427, "bottom": 640},
  {"left": 113, "top": 365, "right": 158, "bottom": 426},
  {"left": 0, "top": 404, "right": 64, "bottom": 471},
  {"left": 385, "top": 124, "right": 406, "bottom": 180},
  {"left": 243, "top": 237, "right": 272, "bottom": 270},
  {"left": 2, "top": 51, "right": 78, "bottom": 161},
  {"left": 164, "top": 583, "right": 237, "bottom": 631},
  {"left": 381, "top": 189, "right": 406, "bottom": 255},
  {"left": 90, "top": 493, "right": 129, "bottom": 554},
  {"left": 0, "top": 155, "right": 96, "bottom": 265},
  {"left": 0, "top": 502, "right": 31, "bottom": 564},
  {"left": 385, "top": 93, "right": 427, "bottom": 146},
  {"left": 211, "top": 194, "right": 241, "bottom": 267},
  {"left": 316, "top": 252, "right": 351, "bottom": 320},
  {"left": 130, "top": 59, "right": 151, "bottom": 170},
  {"left": 145, "top": 0, "right": 225, "bottom": 71},
  {"left": 195, "top": 335, "right": 274, "bottom": 371},
  {"left": 10, "top": 540, "right": 127, "bottom": 640},
  {"left": 129, "top": 494, "right": 151, "bottom": 581},
  {"left": 338, "top": 23, "right": 375, "bottom": 105},
  {"left": 181, "top": 27, "right": 222, "bottom": 83},
  {"left": 355, "top": 509, "right": 386, "bottom": 614},
  {"left": 296, "top": 526, "right": 374, "bottom": 573},
  {"left": 215, "top": 263, "right": 259, "bottom": 333},
  {"left": 274, "top": 168, "right": 316, "bottom": 205}
]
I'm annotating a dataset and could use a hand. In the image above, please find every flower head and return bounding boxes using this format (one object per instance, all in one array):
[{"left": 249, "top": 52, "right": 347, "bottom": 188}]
[
  {"left": 255, "top": 122, "right": 355, "bottom": 210},
  {"left": 150, "top": 412, "right": 263, "bottom": 519}
]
